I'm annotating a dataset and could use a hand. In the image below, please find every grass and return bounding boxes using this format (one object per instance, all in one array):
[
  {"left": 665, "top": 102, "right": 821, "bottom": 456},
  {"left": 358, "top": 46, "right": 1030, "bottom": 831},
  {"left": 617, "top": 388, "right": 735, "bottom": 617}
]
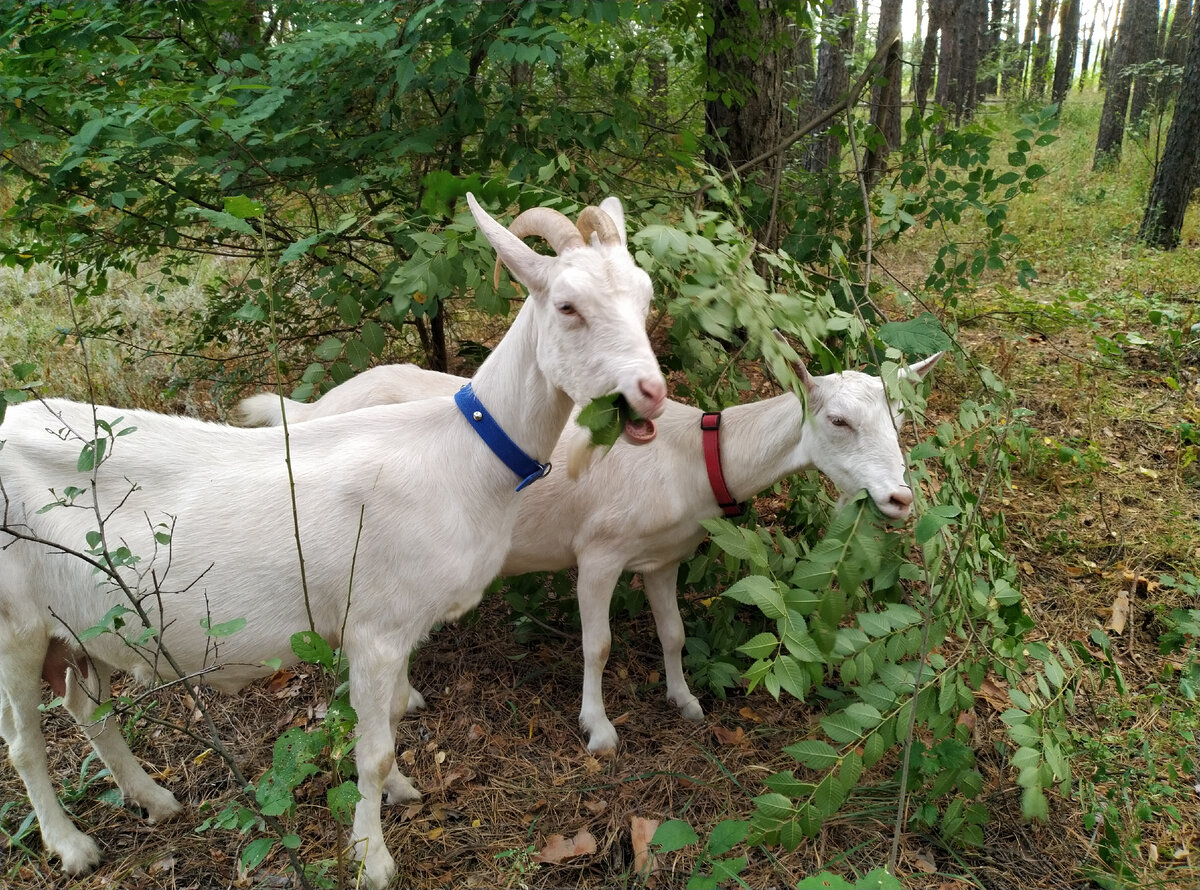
[{"left": 0, "top": 89, "right": 1197, "bottom": 889}]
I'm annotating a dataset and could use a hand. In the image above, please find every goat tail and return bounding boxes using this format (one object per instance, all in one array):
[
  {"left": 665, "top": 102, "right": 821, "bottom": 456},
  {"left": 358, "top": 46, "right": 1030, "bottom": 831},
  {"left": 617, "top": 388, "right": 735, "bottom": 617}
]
[{"left": 233, "top": 392, "right": 314, "bottom": 428}]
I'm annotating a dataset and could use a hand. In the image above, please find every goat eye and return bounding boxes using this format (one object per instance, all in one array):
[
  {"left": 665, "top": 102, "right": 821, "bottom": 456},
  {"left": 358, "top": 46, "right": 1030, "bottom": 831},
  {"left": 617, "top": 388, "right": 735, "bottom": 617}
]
[
  {"left": 829, "top": 415, "right": 850, "bottom": 429},
  {"left": 557, "top": 302, "right": 577, "bottom": 316}
]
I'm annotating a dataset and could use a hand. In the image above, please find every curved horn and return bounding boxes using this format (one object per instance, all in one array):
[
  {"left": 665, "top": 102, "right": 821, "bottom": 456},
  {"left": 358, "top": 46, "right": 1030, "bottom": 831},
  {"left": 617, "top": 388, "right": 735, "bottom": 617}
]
[
  {"left": 493, "top": 206, "right": 587, "bottom": 289},
  {"left": 508, "top": 207, "right": 586, "bottom": 254},
  {"left": 576, "top": 205, "right": 622, "bottom": 246}
]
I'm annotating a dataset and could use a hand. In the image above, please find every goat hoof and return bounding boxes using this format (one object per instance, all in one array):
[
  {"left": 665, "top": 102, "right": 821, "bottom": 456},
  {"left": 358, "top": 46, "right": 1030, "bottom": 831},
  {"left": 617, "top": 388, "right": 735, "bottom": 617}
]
[
  {"left": 54, "top": 831, "right": 101, "bottom": 875},
  {"left": 137, "top": 786, "right": 183, "bottom": 823},
  {"left": 405, "top": 689, "right": 427, "bottom": 712},
  {"left": 361, "top": 846, "right": 397, "bottom": 889},
  {"left": 382, "top": 774, "right": 421, "bottom": 806},
  {"left": 674, "top": 697, "right": 704, "bottom": 722},
  {"left": 583, "top": 723, "right": 619, "bottom": 755}
]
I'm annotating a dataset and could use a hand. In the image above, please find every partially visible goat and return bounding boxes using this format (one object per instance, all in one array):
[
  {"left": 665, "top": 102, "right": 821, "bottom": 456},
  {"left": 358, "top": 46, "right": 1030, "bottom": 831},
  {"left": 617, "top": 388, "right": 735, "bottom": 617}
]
[
  {"left": 0, "top": 194, "right": 665, "bottom": 888},
  {"left": 237, "top": 353, "right": 941, "bottom": 754}
]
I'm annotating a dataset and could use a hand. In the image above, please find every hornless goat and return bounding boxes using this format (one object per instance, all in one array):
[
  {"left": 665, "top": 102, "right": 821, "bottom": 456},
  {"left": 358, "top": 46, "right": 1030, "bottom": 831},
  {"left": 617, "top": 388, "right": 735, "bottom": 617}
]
[
  {"left": 0, "top": 194, "right": 665, "bottom": 888},
  {"left": 237, "top": 353, "right": 941, "bottom": 754}
]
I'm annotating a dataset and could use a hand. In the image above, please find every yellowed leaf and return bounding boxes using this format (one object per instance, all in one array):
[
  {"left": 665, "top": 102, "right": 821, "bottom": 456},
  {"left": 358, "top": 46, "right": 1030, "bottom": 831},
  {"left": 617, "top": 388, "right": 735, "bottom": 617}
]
[
  {"left": 534, "top": 829, "right": 597, "bottom": 864},
  {"left": 1105, "top": 589, "right": 1131, "bottom": 635},
  {"left": 631, "top": 816, "right": 660, "bottom": 881},
  {"left": 713, "top": 725, "right": 747, "bottom": 746}
]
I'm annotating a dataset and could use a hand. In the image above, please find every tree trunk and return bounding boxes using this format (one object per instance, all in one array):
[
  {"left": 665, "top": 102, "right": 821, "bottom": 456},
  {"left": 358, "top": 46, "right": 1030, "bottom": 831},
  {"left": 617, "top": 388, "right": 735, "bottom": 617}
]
[
  {"left": 1127, "top": 0, "right": 1162, "bottom": 131},
  {"left": 953, "top": 0, "right": 987, "bottom": 121},
  {"left": 935, "top": 0, "right": 961, "bottom": 108},
  {"left": 1079, "top": 6, "right": 1097, "bottom": 90},
  {"left": 704, "top": 0, "right": 805, "bottom": 244},
  {"left": 1094, "top": 0, "right": 1144, "bottom": 166},
  {"left": 1140, "top": 6, "right": 1200, "bottom": 247},
  {"left": 1003, "top": 0, "right": 1024, "bottom": 95},
  {"left": 1052, "top": 0, "right": 1081, "bottom": 108},
  {"left": 1164, "top": 0, "right": 1194, "bottom": 66},
  {"left": 915, "top": 0, "right": 944, "bottom": 113},
  {"left": 807, "top": 0, "right": 855, "bottom": 172},
  {"left": 704, "top": 0, "right": 791, "bottom": 174},
  {"left": 1030, "top": 0, "right": 1058, "bottom": 99},
  {"left": 1019, "top": 0, "right": 1038, "bottom": 94},
  {"left": 980, "top": 0, "right": 1005, "bottom": 96},
  {"left": 865, "top": 0, "right": 903, "bottom": 186}
]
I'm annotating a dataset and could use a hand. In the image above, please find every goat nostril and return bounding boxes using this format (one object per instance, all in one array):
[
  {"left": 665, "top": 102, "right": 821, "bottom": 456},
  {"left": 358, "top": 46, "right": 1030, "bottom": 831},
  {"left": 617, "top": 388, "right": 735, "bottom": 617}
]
[
  {"left": 890, "top": 490, "right": 914, "bottom": 509},
  {"left": 639, "top": 377, "right": 666, "bottom": 407}
]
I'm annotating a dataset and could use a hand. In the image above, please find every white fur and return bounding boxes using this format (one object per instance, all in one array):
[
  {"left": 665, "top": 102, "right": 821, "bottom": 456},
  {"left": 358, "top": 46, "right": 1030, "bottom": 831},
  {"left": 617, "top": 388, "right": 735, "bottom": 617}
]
[
  {"left": 235, "top": 354, "right": 941, "bottom": 754},
  {"left": 0, "top": 193, "right": 665, "bottom": 888}
]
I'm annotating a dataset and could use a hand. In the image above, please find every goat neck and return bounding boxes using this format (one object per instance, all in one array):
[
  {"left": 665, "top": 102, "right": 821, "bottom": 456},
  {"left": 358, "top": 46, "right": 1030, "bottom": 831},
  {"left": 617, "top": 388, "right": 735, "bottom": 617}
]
[
  {"left": 468, "top": 303, "right": 574, "bottom": 465},
  {"left": 703, "top": 393, "right": 812, "bottom": 502}
]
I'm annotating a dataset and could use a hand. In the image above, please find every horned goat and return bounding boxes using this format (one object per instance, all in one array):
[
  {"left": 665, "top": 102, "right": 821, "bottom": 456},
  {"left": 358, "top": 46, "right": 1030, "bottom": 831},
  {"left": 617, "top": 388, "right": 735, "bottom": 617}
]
[
  {"left": 237, "top": 353, "right": 941, "bottom": 754},
  {"left": 0, "top": 194, "right": 665, "bottom": 888}
]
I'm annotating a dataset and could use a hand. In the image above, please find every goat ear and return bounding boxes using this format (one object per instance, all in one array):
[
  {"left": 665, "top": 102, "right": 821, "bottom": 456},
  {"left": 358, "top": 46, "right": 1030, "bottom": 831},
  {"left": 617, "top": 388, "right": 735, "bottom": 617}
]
[
  {"left": 467, "top": 193, "right": 552, "bottom": 297},
  {"left": 598, "top": 197, "right": 627, "bottom": 247},
  {"left": 901, "top": 351, "right": 944, "bottom": 381},
  {"left": 793, "top": 359, "right": 818, "bottom": 394}
]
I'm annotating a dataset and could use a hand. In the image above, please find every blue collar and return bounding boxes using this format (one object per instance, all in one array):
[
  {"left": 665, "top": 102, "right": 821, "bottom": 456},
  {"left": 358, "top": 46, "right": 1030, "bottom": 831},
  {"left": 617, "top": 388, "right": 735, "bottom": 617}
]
[{"left": 454, "top": 382, "right": 552, "bottom": 492}]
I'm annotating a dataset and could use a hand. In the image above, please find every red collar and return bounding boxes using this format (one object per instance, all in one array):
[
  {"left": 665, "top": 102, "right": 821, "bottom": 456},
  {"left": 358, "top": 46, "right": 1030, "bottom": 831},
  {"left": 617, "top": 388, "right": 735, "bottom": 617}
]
[{"left": 701, "top": 412, "right": 744, "bottom": 518}]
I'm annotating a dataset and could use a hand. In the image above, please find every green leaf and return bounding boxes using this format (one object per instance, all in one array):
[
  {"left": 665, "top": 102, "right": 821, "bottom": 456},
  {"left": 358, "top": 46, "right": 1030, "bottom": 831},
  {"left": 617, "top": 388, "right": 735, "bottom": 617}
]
[
  {"left": 575, "top": 393, "right": 626, "bottom": 448},
  {"left": 737, "top": 632, "right": 779, "bottom": 659},
  {"left": 651, "top": 819, "right": 698, "bottom": 853},
  {"left": 241, "top": 837, "right": 274, "bottom": 872},
  {"left": 876, "top": 312, "right": 952, "bottom": 355},
  {"left": 361, "top": 320, "right": 387, "bottom": 356},
  {"left": 722, "top": 575, "right": 786, "bottom": 620},
  {"left": 291, "top": 630, "right": 336, "bottom": 669},
  {"left": 202, "top": 616, "right": 246, "bottom": 638},
  {"left": 224, "top": 195, "right": 264, "bottom": 219},
  {"left": 782, "top": 739, "right": 839, "bottom": 769},
  {"left": 314, "top": 336, "right": 344, "bottom": 360},
  {"left": 706, "top": 819, "right": 747, "bottom": 856},
  {"left": 327, "top": 779, "right": 362, "bottom": 823}
]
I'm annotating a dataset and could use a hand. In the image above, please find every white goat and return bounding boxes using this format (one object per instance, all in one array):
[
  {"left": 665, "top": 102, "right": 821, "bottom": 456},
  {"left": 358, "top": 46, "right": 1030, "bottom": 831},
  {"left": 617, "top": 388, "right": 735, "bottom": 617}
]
[
  {"left": 0, "top": 194, "right": 666, "bottom": 888},
  {"left": 237, "top": 353, "right": 941, "bottom": 754}
]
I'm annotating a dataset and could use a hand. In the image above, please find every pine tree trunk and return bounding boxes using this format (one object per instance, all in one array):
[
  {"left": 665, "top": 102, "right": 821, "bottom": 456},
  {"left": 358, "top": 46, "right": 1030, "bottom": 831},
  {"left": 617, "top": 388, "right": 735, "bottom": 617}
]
[
  {"left": 1030, "top": 0, "right": 1058, "bottom": 99},
  {"left": 1019, "top": 0, "right": 1038, "bottom": 94},
  {"left": 1052, "top": 0, "right": 1081, "bottom": 107},
  {"left": 915, "top": 0, "right": 944, "bottom": 113},
  {"left": 954, "top": 0, "right": 987, "bottom": 121},
  {"left": 1094, "top": 0, "right": 1144, "bottom": 166},
  {"left": 807, "top": 0, "right": 855, "bottom": 172},
  {"left": 980, "top": 0, "right": 1005, "bottom": 96},
  {"left": 1127, "top": 0, "right": 1162, "bottom": 130},
  {"left": 1140, "top": 6, "right": 1200, "bottom": 247},
  {"left": 935, "top": 0, "right": 961, "bottom": 108},
  {"left": 1164, "top": 0, "right": 1193, "bottom": 66},
  {"left": 865, "top": 0, "right": 903, "bottom": 186}
]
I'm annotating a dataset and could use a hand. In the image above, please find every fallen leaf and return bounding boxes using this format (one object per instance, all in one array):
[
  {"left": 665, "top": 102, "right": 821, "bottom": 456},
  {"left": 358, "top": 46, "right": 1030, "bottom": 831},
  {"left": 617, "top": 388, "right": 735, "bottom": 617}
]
[
  {"left": 912, "top": 847, "right": 937, "bottom": 873},
  {"left": 738, "top": 706, "right": 763, "bottom": 724},
  {"left": 648, "top": 670, "right": 660, "bottom": 684},
  {"left": 978, "top": 677, "right": 1010, "bottom": 712},
  {"left": 713, "top": 725, "right": 747, "bottom": 746},
  {"left": 534, "top": 829, "right": 597, "bottom": 864},
  {"left": 1105, "top": 589, "right": 1131, "bottom": 634},
  {"left": 583, "top": 798, "right": 608, "bottom": 815},
  {"left": 631, "top": 816, "right": 660, "bottom": 881},
  {"left": 956, "top": 708, "right": 977, "bottom": 732}
]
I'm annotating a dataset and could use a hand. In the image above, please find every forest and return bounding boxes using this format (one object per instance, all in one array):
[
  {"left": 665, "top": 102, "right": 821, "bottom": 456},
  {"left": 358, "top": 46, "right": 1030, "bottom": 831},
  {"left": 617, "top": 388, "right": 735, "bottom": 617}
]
[{"left": 0, "top": 1, "right": 1197, "bottom": 889}]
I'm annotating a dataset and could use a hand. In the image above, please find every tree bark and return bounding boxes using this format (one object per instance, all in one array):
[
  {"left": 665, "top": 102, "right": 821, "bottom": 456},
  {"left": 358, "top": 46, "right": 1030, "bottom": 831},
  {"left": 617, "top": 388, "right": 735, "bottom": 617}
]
[
  {"left": 980, "top": 0, "right": 1005, "bottom": 96},
  {"left": 864, "top": 0, "right": 903, "bottom": 185},
  {"left": 1094, "top": 0, "right": 1144, "bottom": 166},
  {"left": 1140, "top": 6, "right": 1200, "bottom": 247},
  {"left": 806, "top": 0, "right": 855, "bottom": 172},
  {"left": 1127, "top": 0, "right": 1161, "bottom": 130},
  {"left": 935, "top": 0, "right": 961, "bottom": 108},
  {"left": 1019, "top": 0, "right": 1038, "bottom": 94},
  {"left": 1079, "top": 5, "right": 1097, "bottom": 90},
  {"left": 1164, "top": 0, "right": 1193, "bottom": 66},
  {"left": 1052, "top": 0, "right": 1081, "bottom": 108},
  {"left": 915, "top": 0, "right": 944, "bottom": 114},
  {"left": 1030, "top": 0, "right": 1058, "bottom": 99},
  {"left": 953, "top": 0, "right": 987, "bottom": 121}
]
